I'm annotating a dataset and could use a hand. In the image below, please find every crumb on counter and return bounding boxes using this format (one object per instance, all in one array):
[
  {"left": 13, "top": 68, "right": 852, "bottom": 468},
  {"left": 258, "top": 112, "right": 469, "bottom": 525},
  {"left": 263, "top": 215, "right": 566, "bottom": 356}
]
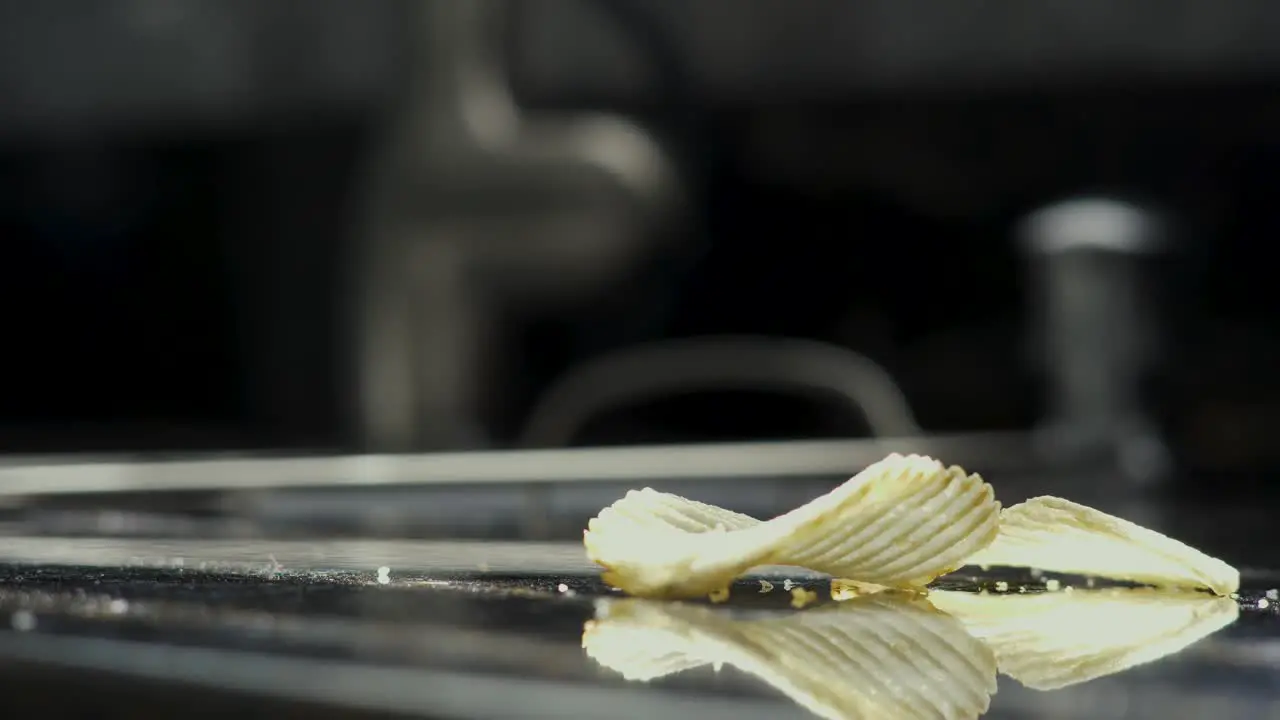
[
  {"left": 830, "top": 579, "right": 890, "bottom": 601},
  {"left": 790, "top": 587, "right": 819, "bottom": 609}
]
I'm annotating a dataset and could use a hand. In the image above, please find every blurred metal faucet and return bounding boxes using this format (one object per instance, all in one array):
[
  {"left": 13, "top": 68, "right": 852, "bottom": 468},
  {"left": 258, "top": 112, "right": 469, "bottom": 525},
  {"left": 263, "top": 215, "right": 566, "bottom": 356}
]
[
  {"left": 350, "top": 0, "right": 683, "bottom": 451},
  {"left": 1020, "top": 197, "right": 1174, "bottom": 484}
]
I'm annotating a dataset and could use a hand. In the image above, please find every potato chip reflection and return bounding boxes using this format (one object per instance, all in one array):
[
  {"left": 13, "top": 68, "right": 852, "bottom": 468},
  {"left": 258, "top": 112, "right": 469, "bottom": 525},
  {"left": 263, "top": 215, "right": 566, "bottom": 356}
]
[
  {"left": 929, "top": 588, "right": 1239, "bottom": 691},
  {"left": 583, "top": 591, "right": 998, "bottom": 720},
  {"left": 584, "top": 585, "right": 1239, "bottom": 720}
]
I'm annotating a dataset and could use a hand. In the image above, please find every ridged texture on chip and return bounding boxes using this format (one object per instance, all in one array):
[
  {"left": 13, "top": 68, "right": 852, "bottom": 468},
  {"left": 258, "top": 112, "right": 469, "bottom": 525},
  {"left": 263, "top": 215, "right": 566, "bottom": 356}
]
[
  {"left": 583, "top": 594, "right": 997, "bottom": 720},
  {"left": 583, "top": 454, "right": 1001, "bottom": 598},
  {"left": 929, "top": 588, "right": 1238, "bottom": 690},
  {"left": 964, "top": 496, "right": 1239, "bottom": 596}
]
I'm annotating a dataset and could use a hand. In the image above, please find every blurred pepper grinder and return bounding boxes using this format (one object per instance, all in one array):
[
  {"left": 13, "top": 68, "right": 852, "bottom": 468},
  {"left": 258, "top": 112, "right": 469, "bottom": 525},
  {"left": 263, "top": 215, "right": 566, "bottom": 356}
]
[{"left": 1020, "top": 197, "right": 1177, "bottom": 486}]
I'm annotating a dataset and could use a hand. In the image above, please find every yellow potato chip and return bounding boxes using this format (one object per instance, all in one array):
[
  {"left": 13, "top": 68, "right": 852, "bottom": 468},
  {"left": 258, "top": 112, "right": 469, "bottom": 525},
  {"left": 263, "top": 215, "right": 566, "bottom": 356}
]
[
  {"left": 583, "top": 454, "right": 1001, "bottom": 598},
  {"left": 965, "top": 496, "right": 1239, "bottom": 596}
]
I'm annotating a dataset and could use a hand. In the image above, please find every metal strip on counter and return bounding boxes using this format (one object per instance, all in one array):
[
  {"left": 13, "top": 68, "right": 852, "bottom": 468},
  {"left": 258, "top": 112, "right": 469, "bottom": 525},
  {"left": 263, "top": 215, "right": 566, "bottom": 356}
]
[{"left": 0, "top": 432, "right": 1035, "bottom": 497}]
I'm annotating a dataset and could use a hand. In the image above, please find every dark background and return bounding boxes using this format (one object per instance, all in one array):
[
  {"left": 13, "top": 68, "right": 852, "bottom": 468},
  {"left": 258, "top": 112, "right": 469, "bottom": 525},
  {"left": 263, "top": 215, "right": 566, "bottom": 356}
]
[{"left": 1, "top": 0, "right": 1278, "bottom": 468}]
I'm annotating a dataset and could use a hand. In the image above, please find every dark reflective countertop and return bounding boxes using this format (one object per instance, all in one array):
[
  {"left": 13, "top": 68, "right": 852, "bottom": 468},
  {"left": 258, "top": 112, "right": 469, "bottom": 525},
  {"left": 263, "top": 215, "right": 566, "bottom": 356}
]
[
  {"left": 0, "top": 444, "right": 1278, "bottom": 719},
  {"left": 0, "top": 535, "right": 1277, "bottom": 719}
]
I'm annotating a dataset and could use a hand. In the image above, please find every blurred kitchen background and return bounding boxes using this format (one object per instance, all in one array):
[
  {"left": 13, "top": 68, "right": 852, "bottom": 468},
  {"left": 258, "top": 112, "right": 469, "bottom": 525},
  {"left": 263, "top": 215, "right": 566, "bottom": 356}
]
[
  {"left": 5, "top": 7, "right": 1280, "bottom": 719},
  {"left": 2, "top": 0, "right": 1280, "bottom": 506}
]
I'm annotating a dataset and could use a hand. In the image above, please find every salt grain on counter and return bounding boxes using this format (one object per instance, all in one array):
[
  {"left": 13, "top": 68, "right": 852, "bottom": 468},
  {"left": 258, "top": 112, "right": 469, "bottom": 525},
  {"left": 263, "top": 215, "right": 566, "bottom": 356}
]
[
  {"left": 1259, "top": 598, "right": 1271, "bottom": 610},
  {"left": 995, "top": 581, "right": 1009, "bottom": 592},
  {"left": 1046, "top": 579, "right": 1061, "bottom": 592},
  {"left": 10, "top": 610, "right": 35, "bottom": 632},
  {"left": 376, "top": 566, "right": 391, "bottom": 585},
  {"left": 1267, "top": 589, "right": 1278, "bottom": 601}
]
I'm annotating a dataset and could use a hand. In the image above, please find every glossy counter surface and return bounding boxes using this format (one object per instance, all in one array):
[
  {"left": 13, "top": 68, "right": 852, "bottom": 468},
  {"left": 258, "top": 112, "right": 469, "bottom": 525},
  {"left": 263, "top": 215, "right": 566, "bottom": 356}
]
[
  {"left": 0, "top": 437, "right": 1276, "bottom": 719},
  {"left": 0, "top": 537, "right": 1276, "bottom": 719}
]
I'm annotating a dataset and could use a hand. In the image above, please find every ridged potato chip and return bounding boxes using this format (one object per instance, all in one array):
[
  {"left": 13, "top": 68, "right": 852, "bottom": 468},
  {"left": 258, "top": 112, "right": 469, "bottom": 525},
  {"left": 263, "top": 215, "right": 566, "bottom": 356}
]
[
  {"left": 583, "top": 454, "right": 1001, "bottom": 598},
  {"left": 965, "top": 496, "right": 1239, "bottom": 596},
  {"left": 584, "top": 593, "right": 997, "bottom": 720}
]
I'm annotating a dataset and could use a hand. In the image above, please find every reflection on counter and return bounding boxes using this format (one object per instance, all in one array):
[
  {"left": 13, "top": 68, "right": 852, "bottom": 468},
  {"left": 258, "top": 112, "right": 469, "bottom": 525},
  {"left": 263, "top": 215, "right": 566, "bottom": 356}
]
[
  {"left": 929, "top": 588, "right": 1239, "bottom": 691},
  {"left": 585, "top": 591, "right": 996, "bottom": 720},
  {"left": 584, "top": 585, "right": 1239, "bottom": 720}
]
